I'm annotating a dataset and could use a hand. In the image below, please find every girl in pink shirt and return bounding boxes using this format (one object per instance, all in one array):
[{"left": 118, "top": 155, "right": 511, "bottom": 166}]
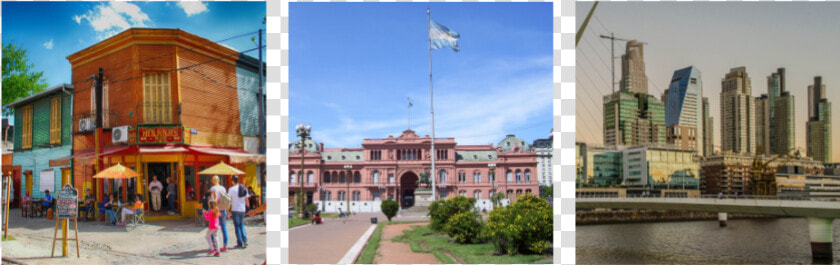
[{"left": 204, "top": 201, "right": 221, "bottom": 256}]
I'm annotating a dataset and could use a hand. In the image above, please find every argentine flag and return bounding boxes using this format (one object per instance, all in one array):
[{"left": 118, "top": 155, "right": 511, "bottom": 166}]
[{"left": 430, "top": 20, "right": 460, "bottom": 52}]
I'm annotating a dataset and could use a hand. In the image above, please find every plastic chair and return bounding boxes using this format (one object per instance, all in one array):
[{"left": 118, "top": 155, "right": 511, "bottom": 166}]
[{"left": 128, "top": 209, "right": 145, "bottom": 230}]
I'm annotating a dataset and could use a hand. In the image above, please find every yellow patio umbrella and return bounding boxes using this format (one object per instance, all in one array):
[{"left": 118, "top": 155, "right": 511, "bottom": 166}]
[
  {"left": 198, "top": 161, "right": 245, "bottom": 176},
  {"left": 93, "top": 163, "right": 140, "bottom": 179}
]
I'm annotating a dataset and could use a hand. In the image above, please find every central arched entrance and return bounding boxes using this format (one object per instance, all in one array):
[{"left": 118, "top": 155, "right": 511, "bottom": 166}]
[{"left": 400, "top": 172, "right": 419, "bottom": 208}]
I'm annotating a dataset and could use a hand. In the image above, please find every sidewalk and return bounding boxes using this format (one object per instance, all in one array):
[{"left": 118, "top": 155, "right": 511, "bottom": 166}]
[
  {"left": 289, "top": 213, "right": 386, "bottom": 264},
  {"left": 2, "top": 208, "right": 265, "bottom": 264}
]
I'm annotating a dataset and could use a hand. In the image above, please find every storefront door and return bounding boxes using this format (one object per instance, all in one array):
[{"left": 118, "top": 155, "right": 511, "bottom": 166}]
[{"left": 147, "top": 163, "right": 177, "bottom": 213}]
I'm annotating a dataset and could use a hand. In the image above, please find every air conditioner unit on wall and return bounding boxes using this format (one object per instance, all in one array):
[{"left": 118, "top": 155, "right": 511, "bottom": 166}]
[
  {"left": 78, "top": 118, "right": 94, "bottom": 132},
  {"left": 112, "top": 126, "right": 130, "bottom": 143}
]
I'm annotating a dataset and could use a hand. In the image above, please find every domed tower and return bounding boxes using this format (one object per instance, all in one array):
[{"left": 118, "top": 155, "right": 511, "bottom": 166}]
[
  {"left": 290, "top": 137, "right": 320, "bottom": 154},
  {"left": 498, "top": 134, "right": 531, "bottom": 153}
]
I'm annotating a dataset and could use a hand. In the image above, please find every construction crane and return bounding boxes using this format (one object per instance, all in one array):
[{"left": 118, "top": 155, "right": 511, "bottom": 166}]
[
  {"left": 599, "top": 34, "right": 647, "bottom": 93},
  {"left": 576, "top": 2, "right": 598, "bottom": 47},
  {"left": 750, "top": 146, "right": 796, "bottom": 196}
]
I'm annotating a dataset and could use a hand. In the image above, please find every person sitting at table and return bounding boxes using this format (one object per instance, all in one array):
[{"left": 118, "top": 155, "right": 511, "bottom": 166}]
[
  {"left": 41, "top": 190, "right": 53, "bottom": 217},
  {"left": 79, "top": 189, "right": 96, "bottom": 221},
  {"left": 22, "top": 191, "right": 32, "bottom": 218},
  {"left": 119, "top": 195, "right": 143, "bottom": 226},
  {"left": 104, "top": 194, "right": 117, "bottom": 225},
  {"left": 248, "top": 187, "right": 259, "bottom": 210}
]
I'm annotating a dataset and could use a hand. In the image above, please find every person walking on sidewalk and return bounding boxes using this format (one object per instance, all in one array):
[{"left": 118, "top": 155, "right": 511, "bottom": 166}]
[
  {"left": 204, "top": 200, "right": 222, "bottom": 257},
  {"left": 149, "top": 176, "right": 163, "bottom": 212},
  {"left": 228, "top": 176, "right": 250, "bottom": 249},
  {"left": 210, "top": 175, "right": 231, "bottom": 252},
  {"left": 166, "top": 177, "right": 177, "bottom": 215}
]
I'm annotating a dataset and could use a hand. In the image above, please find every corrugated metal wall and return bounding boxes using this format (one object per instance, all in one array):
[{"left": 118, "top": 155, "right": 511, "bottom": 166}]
[
  {"left": 236, "top": 66, "right": 260, "bottom": 136},
  {"left": 12, "top": 146, "right": 71, "bottom": 198}
]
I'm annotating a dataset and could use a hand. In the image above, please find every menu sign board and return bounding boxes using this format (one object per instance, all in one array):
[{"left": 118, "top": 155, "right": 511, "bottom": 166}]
[
  {"left": 56, "top": 186, "right": 78, "bottom": 219},
  {"left": 134, "top": 126, "right": 190, "bottom": 145}
]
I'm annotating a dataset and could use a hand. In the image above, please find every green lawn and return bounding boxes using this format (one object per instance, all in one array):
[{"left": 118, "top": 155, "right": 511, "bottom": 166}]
[
  {"left": 289, "top": 217, "right": 310, "bottom": 228},
  {"left": 2, "top": 235, "right": 14, "bottom": 241},
  {"left": 393, "top": 225, "right": 552, "bottom": 264},
  {"left": 355, "top": 222, "right": 386, "bottom": 264}
]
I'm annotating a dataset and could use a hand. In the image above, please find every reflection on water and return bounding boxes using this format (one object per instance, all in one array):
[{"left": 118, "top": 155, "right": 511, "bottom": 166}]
[{"left": 577, "top": 218, "right": 840, "bottom": 264}]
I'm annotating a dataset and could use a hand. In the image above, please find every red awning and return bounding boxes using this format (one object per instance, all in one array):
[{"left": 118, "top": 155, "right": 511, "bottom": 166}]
[
  {"left": 48, "top": 146, "right": 132, "bottom": 167},
  {"left": 188, "top": 146, "right": 265, "bottom": 164},
  {"left": 139, "top": 146, "right": 189, "bottom": 153}
]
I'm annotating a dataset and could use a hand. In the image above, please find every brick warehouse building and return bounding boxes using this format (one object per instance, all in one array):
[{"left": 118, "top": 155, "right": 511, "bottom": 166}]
[
  {"left": 289, "top": 130, "right": 539, "bottom": 213},
  {"left": 48, "top": 29, "right": 264, "bottom": 220},
  {"left": 700, "top": 153, "right": 822, "bottom": 195}
]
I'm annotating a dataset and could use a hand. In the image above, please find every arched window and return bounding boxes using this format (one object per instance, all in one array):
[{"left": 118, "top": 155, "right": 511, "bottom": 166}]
[
  {"left": 515, "top": 169, "right": 522, "bottom": 183},
  {"left": 459, "top": 190, "right": 467, "bottom": 197},
  {"left": 339, "top": 172, "right": 346, "bottom": 183},
  {"left": 338, "top": 191, "right": 346, "bottom": 201},
  {"left": 354, "top": 171, "right": 361, "bottom": 183},
  {"left": 474, "top": 190, "right": 482, "bottom": 200},
  {"left": 458, "top": 171, "right": 466, "bottom": 183},
  {"left": 524, "top": 169, "right": 531, "bottom": 183},
  {"left": 473, "top": 171, "right": 481, "bottom": 183},
  {"left": 506, "top": 170, "right": 513, "bottom": 182},
  {"left": 352, "top": 191, "right": 361, "bottom": 201},
  {"left": 388, "top": 173, "right": 394, "bottom": 184},
  {"left": 308, "top": 171, "right": 314, "bottom": 183},
  {"left": 439, "top": 170, "right": 447, "bottom": 183},
  {"left": 373, "top": 170, "right": 380, "bottom": 184},
  {"left": 372, "top": 190, "right": 380, "bottom": 200},
  {"left": 290, "top": 171, "right": 296, "bottom": 183},
  {"left": 525, "top": 189, "right": 532, "bottom": 194},
  {"left": 324, "top": 172, "right": 331, "bottom": 183},
  {"left": 326, "top": 191, "right": 332, "bottom": 201}
]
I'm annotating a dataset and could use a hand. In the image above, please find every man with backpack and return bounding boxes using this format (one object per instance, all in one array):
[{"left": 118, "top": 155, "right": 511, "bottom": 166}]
[
  {"left": 228, "top": 175, "right": 250, "bottom": 249},
  {"left": 210, "top": 175, "right": 231, "bottom": 252}
]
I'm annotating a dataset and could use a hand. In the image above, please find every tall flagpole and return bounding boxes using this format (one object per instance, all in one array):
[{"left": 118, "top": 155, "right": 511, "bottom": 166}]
[
  {"left": 408, "top": 98, "right": 411, "bottom": 130},
  {"left": 427, "top": 7, "right": 437, "bottom": 201}
]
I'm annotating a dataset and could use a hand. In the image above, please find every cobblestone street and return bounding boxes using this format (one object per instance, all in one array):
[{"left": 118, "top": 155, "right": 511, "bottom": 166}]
[{"left": 2, "top": 209, "right": 265, "bottom": 265}]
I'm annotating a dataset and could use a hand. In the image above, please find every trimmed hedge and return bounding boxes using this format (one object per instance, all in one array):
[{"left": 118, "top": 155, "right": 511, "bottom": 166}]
[{"left": 381, "top": 199, "right": 399, "bottom": 221}]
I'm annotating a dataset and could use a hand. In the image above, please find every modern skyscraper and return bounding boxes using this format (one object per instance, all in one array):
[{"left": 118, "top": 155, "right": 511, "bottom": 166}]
[
  {"left": 603, "top": 90, "right": 666, "bottom": 146},
  {"left": 807, "top": 76, "right": 832, "bottom": 163},
  {"left": 702, "top": 97, "right": 714, "bottom": 157},
  {"left": 619, "top": 40, "right": 648, "bottom": 94},
  {"left": 756, "top": 68, "right": 795, "bottom": 156},
  {"left": 664, "top": 66, "right": 703, "bottom": 153},
  {"left": 720, "top": 67, "right": 755, "bottom": 155},
  {"left": 755, "top": 95, "right": 770, "bottom": 155}
]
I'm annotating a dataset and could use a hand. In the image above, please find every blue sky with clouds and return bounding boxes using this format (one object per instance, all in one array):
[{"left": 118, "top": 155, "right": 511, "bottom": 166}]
[
  {"left": 2, "top": 1, "right": 265, "bottom": 107},
  {"left": 289, "top": 3, "right": 553, "bottom": 148}
]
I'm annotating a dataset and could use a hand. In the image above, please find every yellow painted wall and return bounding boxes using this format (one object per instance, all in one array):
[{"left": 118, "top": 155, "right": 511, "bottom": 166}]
[{"left": 245, "top": 164, "right": 260, "bottom": 196}]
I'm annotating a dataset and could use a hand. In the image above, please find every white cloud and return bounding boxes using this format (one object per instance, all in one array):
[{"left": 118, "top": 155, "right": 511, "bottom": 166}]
[
  {"left": 177, "top": 1, "right": 208, "bottom": 17},
  {"left": 43, "top": 39, "right": 54, "bottom": 50},
  {"left": 73, "top": 2, "right": 151, "bottom": 40}
]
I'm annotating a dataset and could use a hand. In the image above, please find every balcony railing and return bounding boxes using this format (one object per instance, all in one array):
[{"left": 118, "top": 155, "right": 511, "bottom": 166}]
[{"left": 137, "top": 102, "right": 179, "bottom": 125}]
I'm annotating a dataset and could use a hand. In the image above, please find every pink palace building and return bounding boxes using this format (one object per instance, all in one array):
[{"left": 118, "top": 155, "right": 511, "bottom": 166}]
[{"left": 289, "top": 129, "right": 539, "bottom": 213}]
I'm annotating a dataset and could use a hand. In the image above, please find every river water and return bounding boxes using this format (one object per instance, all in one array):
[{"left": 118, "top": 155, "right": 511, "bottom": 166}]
[{"left": 577, "top": 218, "right": 840, "bottom": 264}]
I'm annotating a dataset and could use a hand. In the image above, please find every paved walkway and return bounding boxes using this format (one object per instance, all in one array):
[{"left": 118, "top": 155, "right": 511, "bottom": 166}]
[
  {"left": 289, "top": 213, "right": 386, "bottom": 264},
  {"left": 373, "top": 222, "right": 438, "bottom": 264},
  {"left": 2, "top": 209, "right": 265, "bottom": 264}
]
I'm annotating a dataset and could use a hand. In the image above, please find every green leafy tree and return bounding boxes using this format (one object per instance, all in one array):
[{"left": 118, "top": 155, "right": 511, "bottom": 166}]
[
  {"left": 2, "top": 43, "right": 48, "bottom": 116},
  {"left": 380, "top": 199, "right": 399, "bottom": 221},
  {"left": 539, "top": 185, "right": 553, "bottom": 199}
]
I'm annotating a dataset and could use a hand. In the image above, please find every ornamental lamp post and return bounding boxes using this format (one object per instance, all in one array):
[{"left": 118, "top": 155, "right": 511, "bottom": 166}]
[
  {"left": 344, "top": 164, "right": 352, "bottom": 214},
  {"left": 295, "top": 123, "right": 311, "bottom": 219}
]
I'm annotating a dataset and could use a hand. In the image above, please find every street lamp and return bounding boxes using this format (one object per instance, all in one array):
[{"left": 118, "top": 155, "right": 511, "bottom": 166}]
[
  {"left": 320, "top": 184, "right": 327, "bottom": 212},
  {"left": 344, "top": 164, "right": 352, "bottom": 214},
  {"left": 295, "top": 123, "right": 311, "bottom": 219}
]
